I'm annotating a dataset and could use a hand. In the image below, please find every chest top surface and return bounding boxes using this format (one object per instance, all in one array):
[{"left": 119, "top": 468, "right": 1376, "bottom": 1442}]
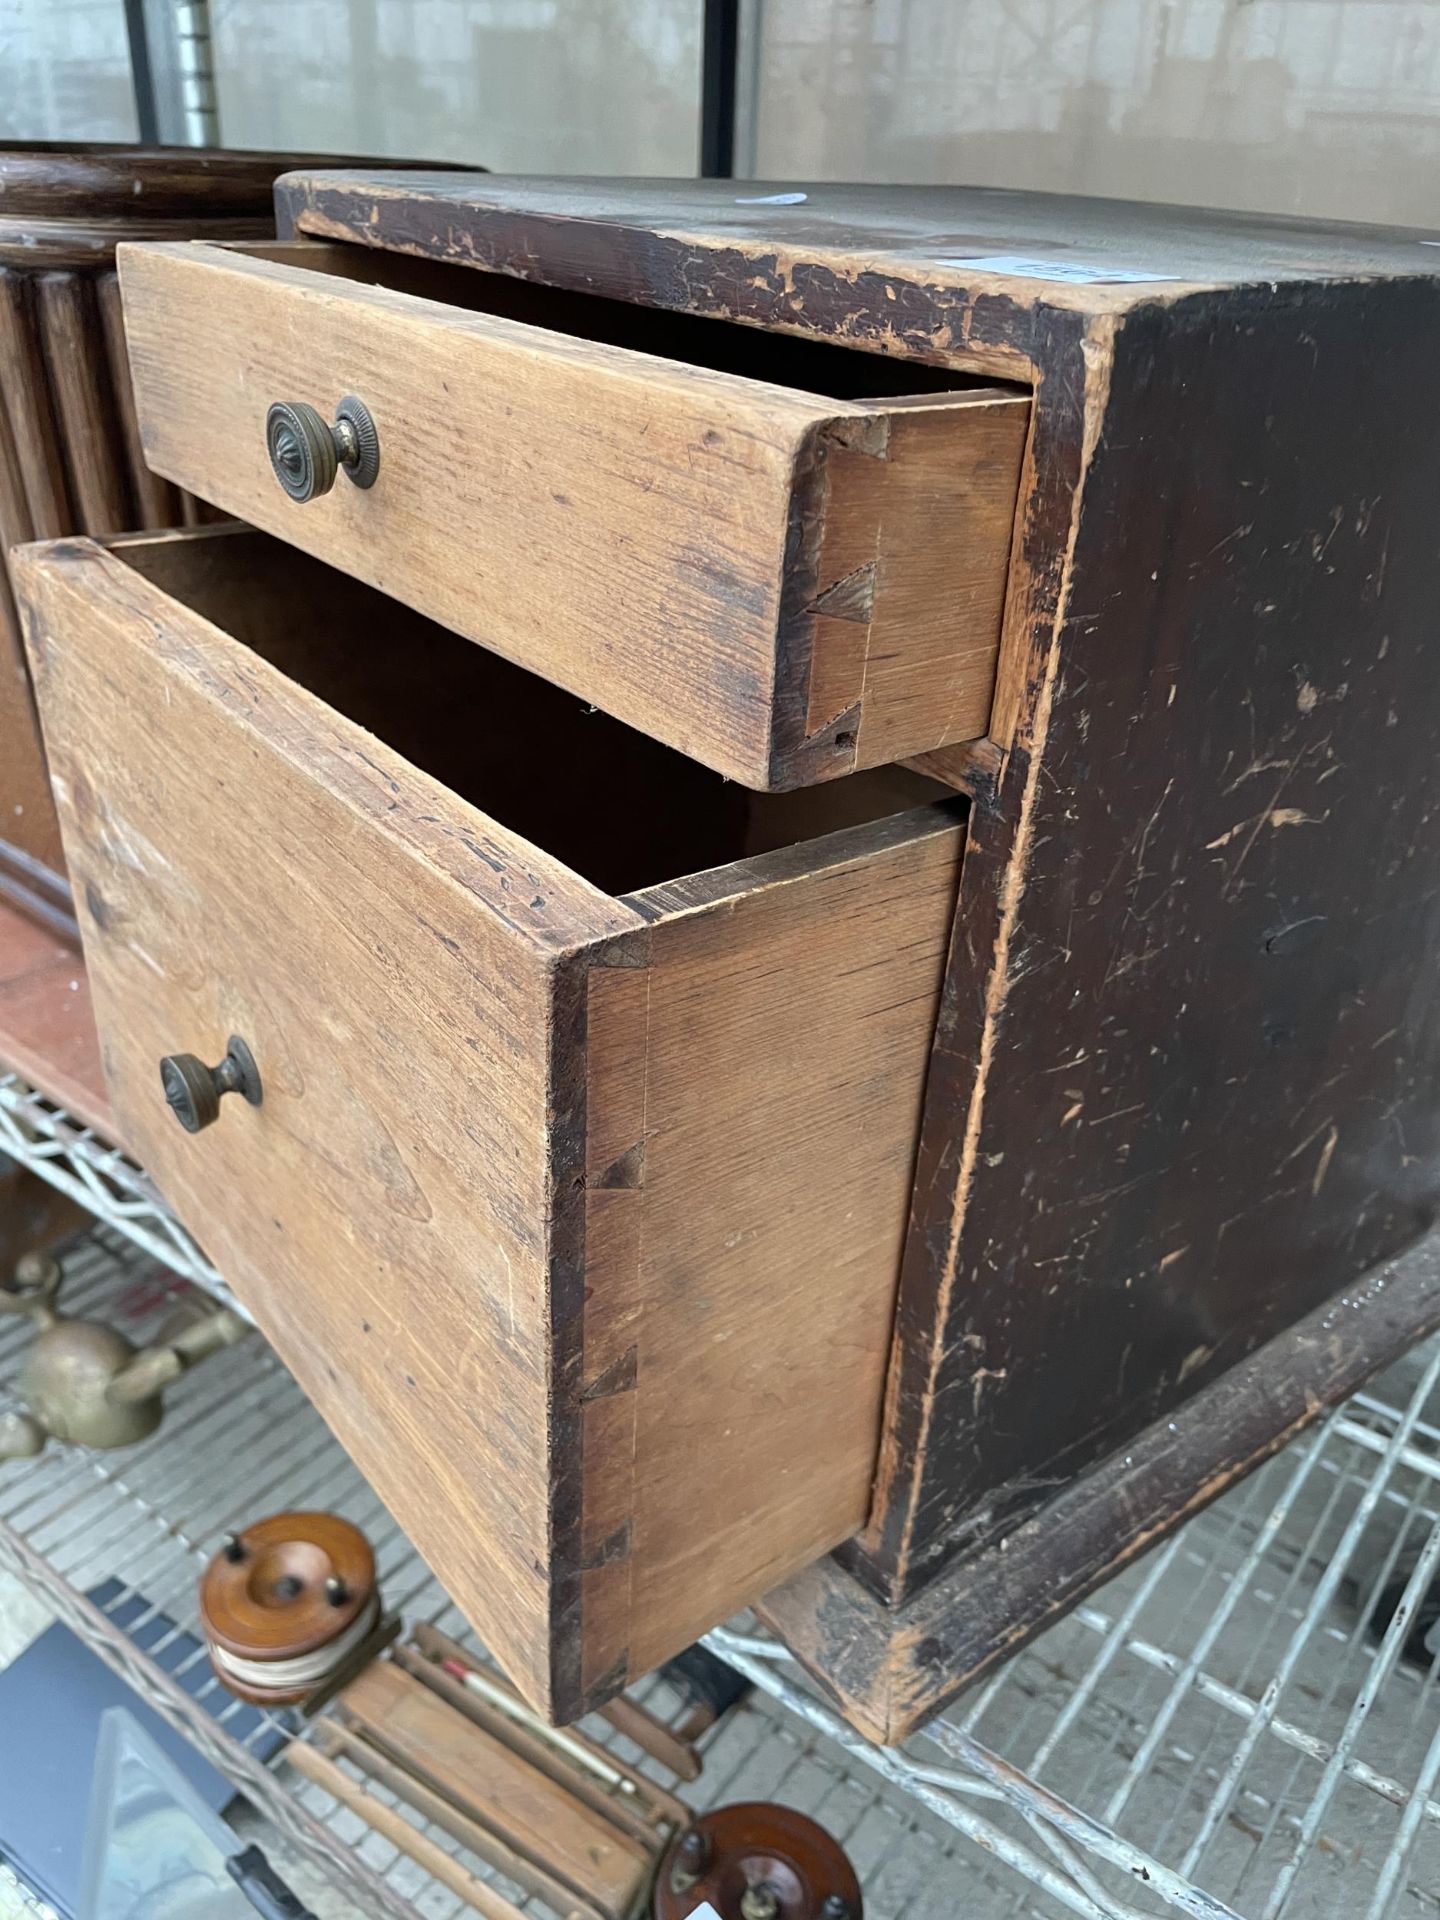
[{"left": 275, "top": 171, "right": 1440, "bottom": 318}]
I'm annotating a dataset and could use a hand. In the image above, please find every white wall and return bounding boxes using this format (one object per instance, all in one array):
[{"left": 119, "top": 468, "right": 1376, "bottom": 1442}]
[
  {"left": 748, "top": 0, "right": 1440, "bottom": 228},
  {"left": 5, "top": 0, "right": 1440, "bottom": 229},
  {"left": 0, "top": 0, "right": 136, "bottom": 140},
  {"left": 210, "top": 0, "right": 701, "bottom": 172}
]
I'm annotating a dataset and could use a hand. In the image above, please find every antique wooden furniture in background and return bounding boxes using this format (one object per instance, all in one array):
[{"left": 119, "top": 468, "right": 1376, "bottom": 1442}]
[
  {"left": 17, "top": 176, "right": 1440, "bottom": 1739},
  {"left": 0, "top": 144, "right": 297, "bottom": 938},
  {"left": 0, "top": 146, "right": 449, "bottom": 1135}
]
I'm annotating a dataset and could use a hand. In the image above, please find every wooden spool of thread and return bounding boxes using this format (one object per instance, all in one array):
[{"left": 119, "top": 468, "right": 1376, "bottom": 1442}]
[
  {"left": 653, "top": 1802, "right": 864, "bottom": 1919},
  {"left": 199, "top": 1510, "right": 381, "bottom": 1707}
]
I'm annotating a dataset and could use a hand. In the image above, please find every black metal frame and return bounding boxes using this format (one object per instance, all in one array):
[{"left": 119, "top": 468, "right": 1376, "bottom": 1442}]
[
  {"left": 122, "top": 0, "right": 161, "bottom": 144},
  {"left": 700, "top": 0, "right": 741, "bottom": 178}
]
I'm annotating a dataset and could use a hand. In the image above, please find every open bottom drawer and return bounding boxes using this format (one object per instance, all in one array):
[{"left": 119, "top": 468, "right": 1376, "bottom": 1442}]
[{"left": 15, "top": 524, "right": 966, "bottom": 1719}]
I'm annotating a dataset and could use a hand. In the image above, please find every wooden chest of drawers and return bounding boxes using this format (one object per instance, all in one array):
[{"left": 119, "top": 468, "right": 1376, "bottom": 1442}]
[{"left": 15, "top": 175, "right": 1440, "bottom": 1739}]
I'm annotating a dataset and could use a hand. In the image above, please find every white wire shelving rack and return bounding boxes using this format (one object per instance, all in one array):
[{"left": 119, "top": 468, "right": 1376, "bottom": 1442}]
[{"left": 1, "top": 1068, "right": 1438, "bottom": 1919}]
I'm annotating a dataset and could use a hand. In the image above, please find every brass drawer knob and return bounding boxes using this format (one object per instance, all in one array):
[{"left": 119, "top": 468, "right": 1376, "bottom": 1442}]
[
  {"left": 160, "top": 1035, "right": 263, "bottom": 1134},
  {"left": 265, "top": 395, "right": 379, "bottom": 502}
]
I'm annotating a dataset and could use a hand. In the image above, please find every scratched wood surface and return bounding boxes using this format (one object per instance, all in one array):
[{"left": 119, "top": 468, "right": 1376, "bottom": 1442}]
[
  {"left": 762, "top": 1224, "right": 1440, "bottom": 1741},
  {"left": 17, "top": 524, "right": 962, "bottom": 1719},
  {"left": 118, "top": 238, "right": 1027, "bottom": 788},
  {"left": 262, "top": 176, "right": 1440, "bottom": 1727},
  {"left": 853, "top": 270, "right": 1440, "bottom": 1615}
]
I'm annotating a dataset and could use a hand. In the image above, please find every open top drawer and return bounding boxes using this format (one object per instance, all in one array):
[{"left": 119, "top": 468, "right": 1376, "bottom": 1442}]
[
  {"left": 116, "top": 239, "right": 1029, "bottom": 789},
  {"left": 16, "top": 524, "right": 966, "bottom": 1719}
]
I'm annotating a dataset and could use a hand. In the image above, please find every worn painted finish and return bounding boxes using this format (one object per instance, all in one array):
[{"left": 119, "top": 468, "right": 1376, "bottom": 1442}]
[
  {"left": 762, "top": 1223, "right": 1440, "bottom": 1743},
  {"left": 859, "top": 280, "right": 1440, "bottom": 1603},
  {"left": 139, "top": 175, "right": 1440, "bottom": 1724}
]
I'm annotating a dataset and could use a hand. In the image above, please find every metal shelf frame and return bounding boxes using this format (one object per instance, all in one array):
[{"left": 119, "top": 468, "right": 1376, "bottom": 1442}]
[
  {"left": 1, "top": 1071, "right": 1438, "bottom": 1919},
  {"left": 0, "top": 1072, "right": 243, "bottom": 1315}
]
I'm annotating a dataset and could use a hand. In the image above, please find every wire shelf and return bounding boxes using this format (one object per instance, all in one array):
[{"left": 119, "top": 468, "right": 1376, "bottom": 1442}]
[
  {"left": 0, "top": 1072, "right": 244, "bottom": 1318},
  {"left": 0, "top": 1113, "right": 1438, "bottom": 1917}
]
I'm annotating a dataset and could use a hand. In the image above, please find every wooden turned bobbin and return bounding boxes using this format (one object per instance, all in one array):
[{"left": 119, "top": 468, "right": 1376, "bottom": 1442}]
[
  {"left": 653, "top": 1802, "right": 863, "bottom": 1920},
  {"left": 199, "top": 1510, "right": 389, "bottom": 1709}
]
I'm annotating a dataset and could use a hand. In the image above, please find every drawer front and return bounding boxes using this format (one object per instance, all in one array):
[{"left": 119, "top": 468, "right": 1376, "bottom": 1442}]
[
  {"left": 18, "top": 531, "right": 634, "bottom": 1714},
  {"left": 17, "top": 527, "right": 964, "bottom": 1718},
  {"left": 118, "top": 241, "right": 1028, "bottom": 789}
]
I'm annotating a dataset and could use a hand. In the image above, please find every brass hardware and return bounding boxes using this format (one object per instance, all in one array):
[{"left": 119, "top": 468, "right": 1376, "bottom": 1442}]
[
  {"left": 159, "top": 1034, "right": 262, "bottom": 1134},
  {"left": 740, "top": 1888, "right": 781, "bottom": 1920},
  {"left": 265, "top": 394, "right": 379, "bottom": 501},
  {"left": 669, "top": 1828, "right": 709, "bottom": 1894},
  {"left": 0, "top": 1251, "right": 248, "bottom": 1461}
]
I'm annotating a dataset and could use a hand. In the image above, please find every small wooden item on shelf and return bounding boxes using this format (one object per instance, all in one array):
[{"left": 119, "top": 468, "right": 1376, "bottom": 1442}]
[
  {"left": 198, "top": 1509, "right": 396, "bottom": 1710},
  {"left": 653, "top": 1803, "right": 863, "bottom": 1920},
  {"left": 306, "top": 1637, "right": 679, "bottom": 1920}
]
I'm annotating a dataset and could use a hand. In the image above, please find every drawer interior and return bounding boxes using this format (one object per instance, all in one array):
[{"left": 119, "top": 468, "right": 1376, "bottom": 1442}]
[
  {"left": 243, "top": 239, "right": 1022, "bottom": 405},
  {"left": 121, "top": 526, "right": 952, "bottom": 897}
]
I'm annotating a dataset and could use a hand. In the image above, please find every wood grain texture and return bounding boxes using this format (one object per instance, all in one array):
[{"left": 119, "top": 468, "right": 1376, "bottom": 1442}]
[
  {"left": 338, "top": 1661, "right": 650, "bottom": 1914},
  {"left": 285, "top": 1739, "right": 533, "bottom": 1920},
  {"left": 0, "top": 895, "right": 108, "bottom": 1134},
  {"left": 34, "top": 273, "right": 129, "bottom": 536},
  {"left": 613, "top": 813, "right": 963, "bottom": 1678},
  {"left": 0, "top": 266, "right": 71, "bottom": 908},
  {"left": 0, "top": 389, "right": 66, "bottom": 892},
  {"left": 0, "top": 147, "right": 436, "bottom": 933},
  {"left": 310, "top": 1718, "right": 600, "bottom": 1920},
  {"left": 17, "top": 533, "right": 633, "bottom": 1713},
  {"left": 390, "top": 1642, "right": 672, "bottom": 1846},
  {"left": 17, "top": 526, "right": 962, "bottom": 1718},
  {"left": 96, "top": 271, "right": 180, "bottom": 530},
  {"left": 118, "top": 239, "right": 1026, "bottom": 788},
  {"left": 411, "top": 1621, "right": 692, "bottom": 1816},
  {"left": 0, "top": 270, "right": 71, "bottom": 543},
  {"left": 813, "top": 396, "right": 1029, "bottom": 766}
]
